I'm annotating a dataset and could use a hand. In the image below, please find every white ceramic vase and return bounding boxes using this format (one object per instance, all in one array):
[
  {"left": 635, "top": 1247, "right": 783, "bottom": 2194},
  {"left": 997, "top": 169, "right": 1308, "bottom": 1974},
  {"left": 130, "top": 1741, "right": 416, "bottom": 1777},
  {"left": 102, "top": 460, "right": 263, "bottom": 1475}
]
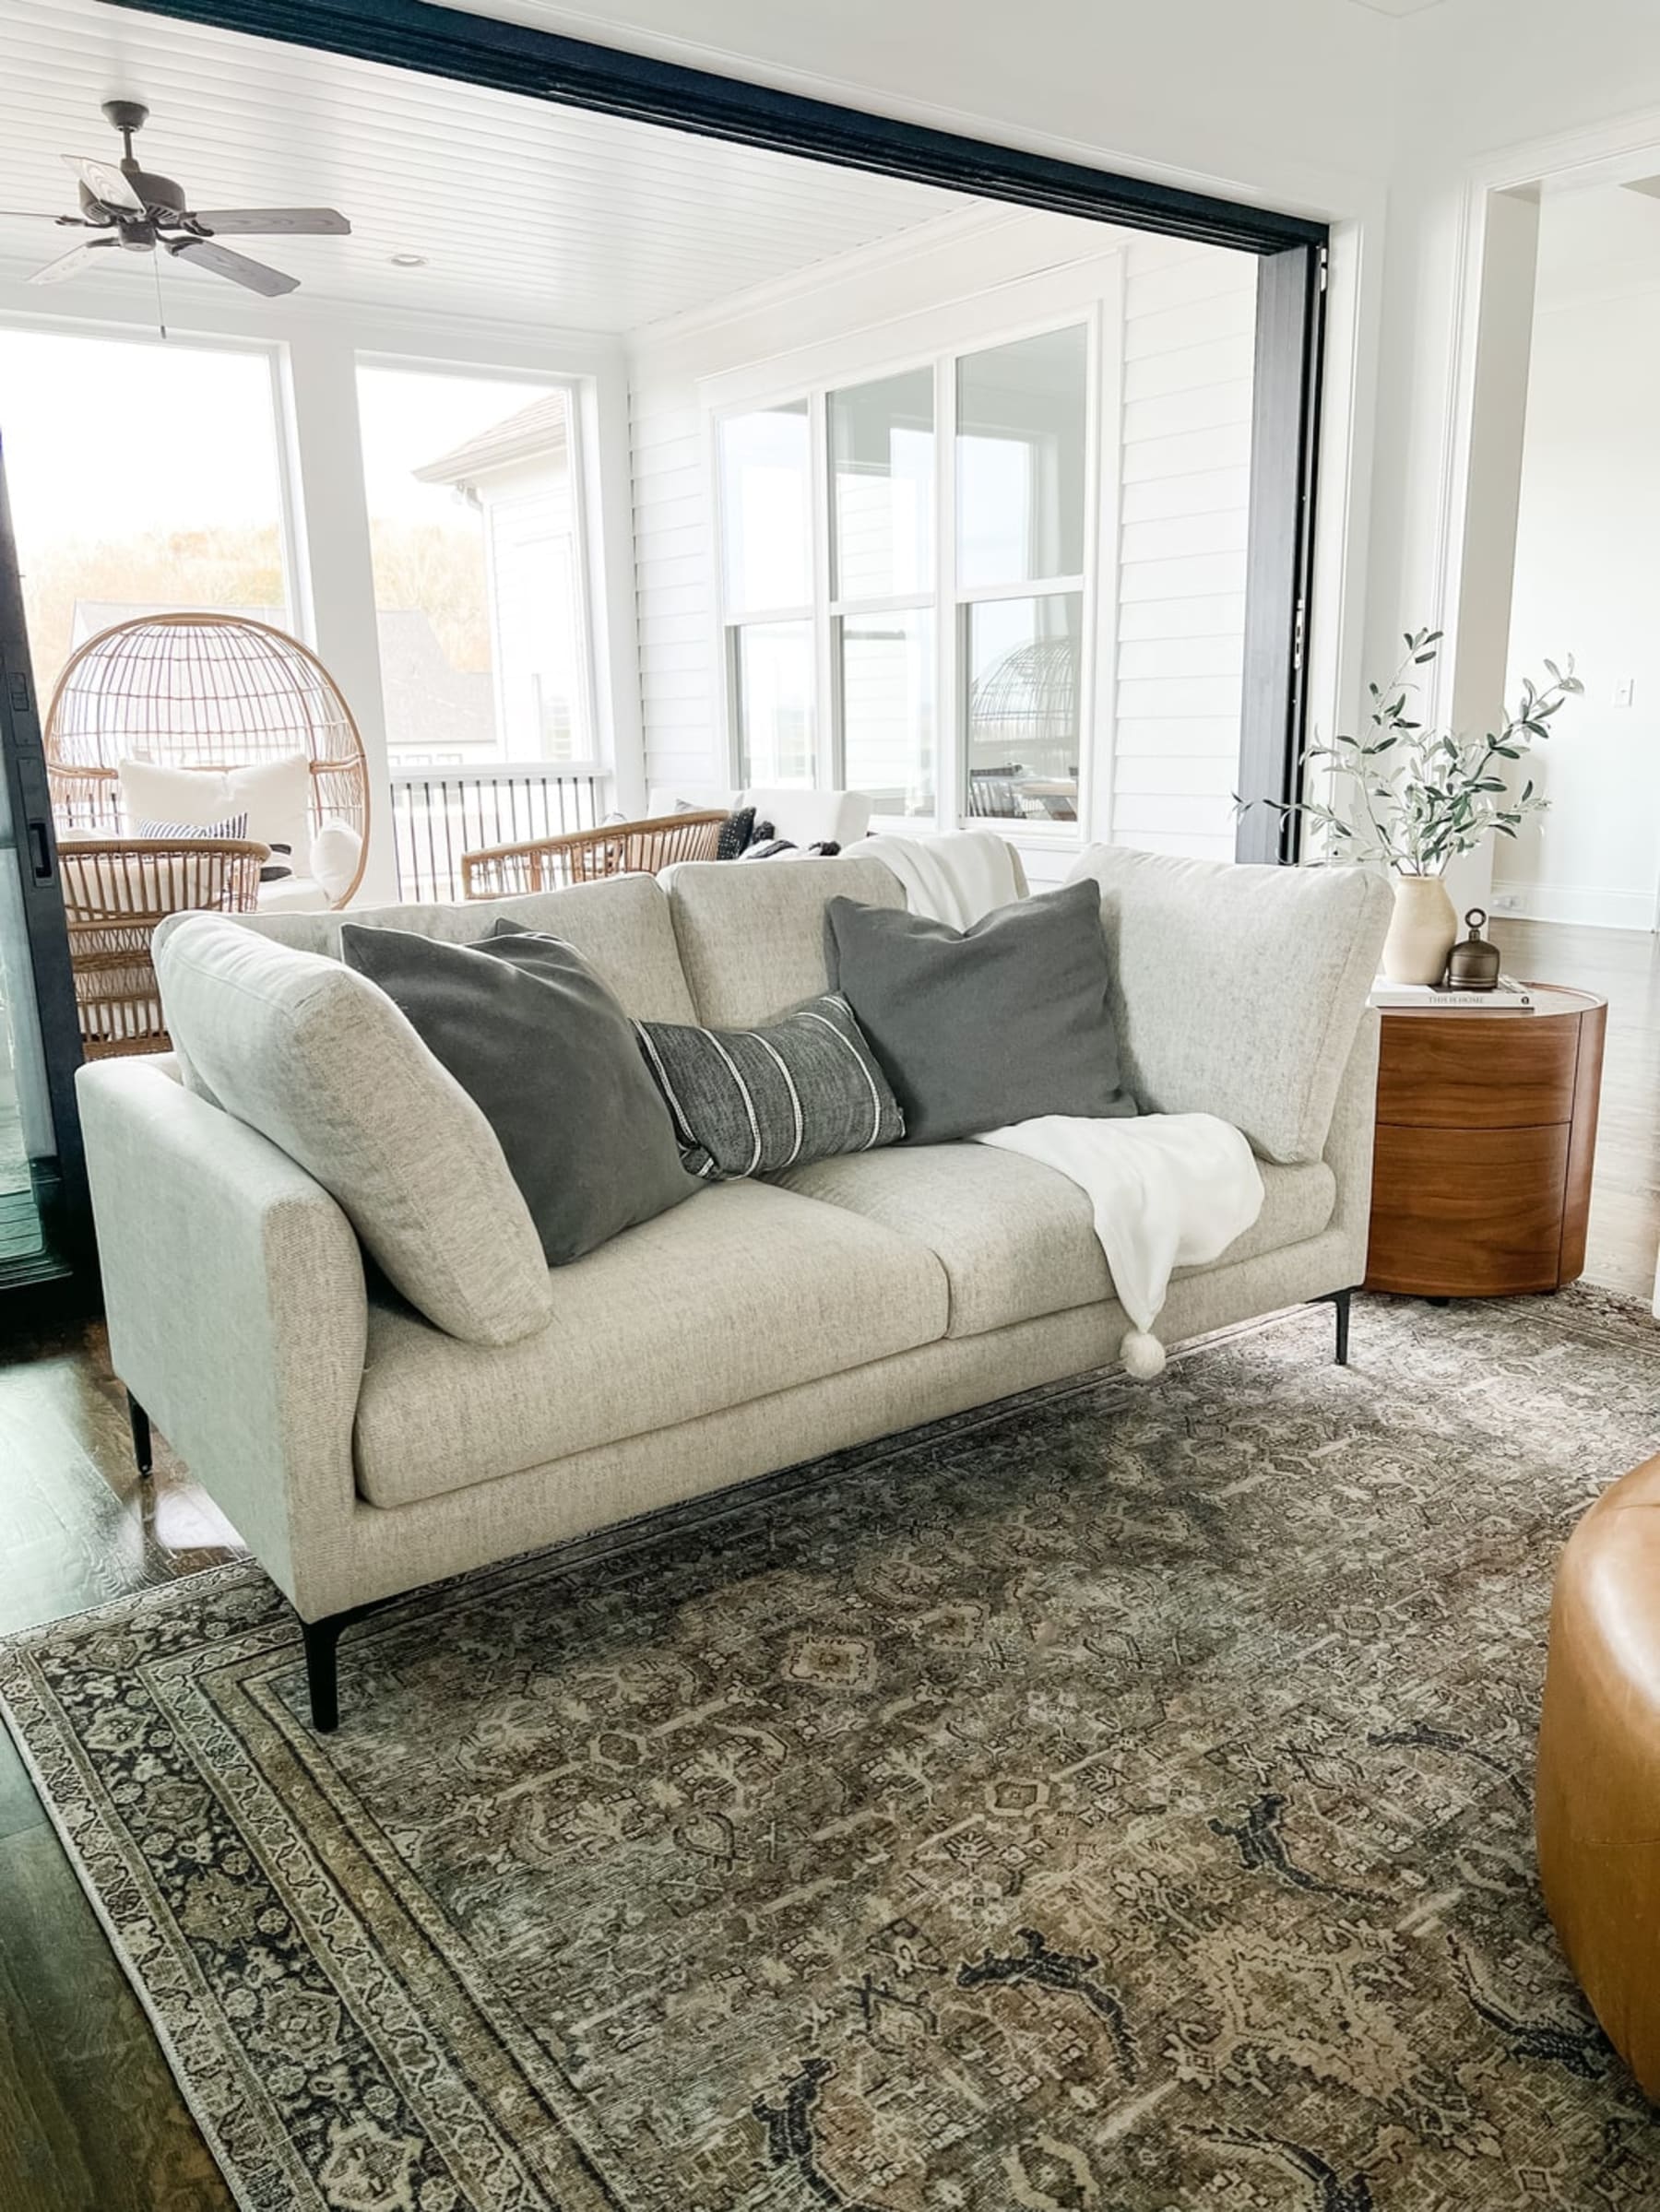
[{"left": 1381, "top": 872, "right": 1459, "bottom": 986}]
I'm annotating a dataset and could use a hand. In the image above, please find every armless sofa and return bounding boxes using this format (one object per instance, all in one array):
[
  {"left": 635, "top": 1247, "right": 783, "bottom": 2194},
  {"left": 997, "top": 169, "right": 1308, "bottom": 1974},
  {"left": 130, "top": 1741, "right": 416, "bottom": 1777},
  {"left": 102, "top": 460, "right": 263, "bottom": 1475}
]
[{"left": 77, "top": 846, "right": 1392, "bottom": 1727}]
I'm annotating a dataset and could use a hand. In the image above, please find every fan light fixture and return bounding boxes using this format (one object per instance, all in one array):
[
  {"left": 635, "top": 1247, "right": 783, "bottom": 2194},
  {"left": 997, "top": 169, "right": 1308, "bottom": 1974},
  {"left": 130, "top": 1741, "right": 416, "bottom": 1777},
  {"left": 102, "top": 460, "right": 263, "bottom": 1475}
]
[{"left": 0, "top": 100, "right": 350, "bottom": 296}]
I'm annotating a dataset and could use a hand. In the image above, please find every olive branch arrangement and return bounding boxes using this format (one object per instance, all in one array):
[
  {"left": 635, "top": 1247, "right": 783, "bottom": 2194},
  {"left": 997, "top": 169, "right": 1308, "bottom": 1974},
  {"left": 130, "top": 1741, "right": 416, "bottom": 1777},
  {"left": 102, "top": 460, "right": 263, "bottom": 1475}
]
[{"left": 1245, "top": 630, "right": 1583, "bottom": 873}]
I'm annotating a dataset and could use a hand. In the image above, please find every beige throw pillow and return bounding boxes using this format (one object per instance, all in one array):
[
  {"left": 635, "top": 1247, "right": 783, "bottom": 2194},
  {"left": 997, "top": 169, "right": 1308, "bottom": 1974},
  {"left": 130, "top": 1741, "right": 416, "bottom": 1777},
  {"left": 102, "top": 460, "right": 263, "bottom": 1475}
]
[{"left": 156, "top": 915, "right": 554, "bottom": 1346}]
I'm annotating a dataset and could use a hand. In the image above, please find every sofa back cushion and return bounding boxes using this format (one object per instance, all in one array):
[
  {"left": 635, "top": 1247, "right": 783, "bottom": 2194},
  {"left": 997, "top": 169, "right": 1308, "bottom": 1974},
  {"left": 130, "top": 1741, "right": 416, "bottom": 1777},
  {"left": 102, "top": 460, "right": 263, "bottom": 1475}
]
[
  {"left": 663, "top": 856, "right": 903, "bottom": 1028},
  {"left": 158, "top": 873, "right": 698, "bottom": 1025},
  {"left": 155, "top": 914, "right": 554, "bottom": 1346},
  {"left": 1066, "top": 846, "right": 1393, "bottom": 1165}
]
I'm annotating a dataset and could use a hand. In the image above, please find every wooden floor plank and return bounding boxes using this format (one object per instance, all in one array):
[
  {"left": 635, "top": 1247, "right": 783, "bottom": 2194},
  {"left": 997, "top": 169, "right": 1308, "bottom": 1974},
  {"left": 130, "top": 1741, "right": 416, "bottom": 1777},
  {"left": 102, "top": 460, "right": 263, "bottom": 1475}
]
[{"left": 0, "top": 1828, "right": 233, "bottom": 2211}]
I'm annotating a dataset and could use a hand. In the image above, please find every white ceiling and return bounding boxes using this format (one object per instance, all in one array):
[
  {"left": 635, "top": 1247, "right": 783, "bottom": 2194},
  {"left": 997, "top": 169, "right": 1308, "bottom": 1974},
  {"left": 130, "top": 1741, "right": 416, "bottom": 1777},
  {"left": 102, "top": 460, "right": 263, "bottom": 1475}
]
[{"left": 0, "top": 0, "right": 964, "bottom": 334}]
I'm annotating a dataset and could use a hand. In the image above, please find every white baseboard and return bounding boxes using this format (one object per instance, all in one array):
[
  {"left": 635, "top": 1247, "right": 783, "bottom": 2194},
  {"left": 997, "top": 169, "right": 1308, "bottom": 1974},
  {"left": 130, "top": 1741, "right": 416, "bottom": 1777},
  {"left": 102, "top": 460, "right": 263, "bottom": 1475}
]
[{"left": 1488, "top": 878, "right": 1656, "bottom": 931}]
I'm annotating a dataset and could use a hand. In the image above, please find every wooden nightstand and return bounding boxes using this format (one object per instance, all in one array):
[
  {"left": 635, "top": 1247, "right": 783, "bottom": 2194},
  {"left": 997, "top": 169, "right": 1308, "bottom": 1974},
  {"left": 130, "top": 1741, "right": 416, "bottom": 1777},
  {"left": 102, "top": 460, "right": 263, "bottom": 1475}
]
[{"left": 1364, "top": 986, "right": 1607, "bottom": 1297}]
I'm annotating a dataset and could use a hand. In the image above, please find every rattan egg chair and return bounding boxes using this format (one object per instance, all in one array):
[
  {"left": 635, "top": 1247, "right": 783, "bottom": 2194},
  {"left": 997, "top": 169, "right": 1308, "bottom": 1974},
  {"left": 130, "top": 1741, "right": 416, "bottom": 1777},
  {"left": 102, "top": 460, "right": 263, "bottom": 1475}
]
[{"left": 44, "top": 612, "right": 370, "bottom": 908}]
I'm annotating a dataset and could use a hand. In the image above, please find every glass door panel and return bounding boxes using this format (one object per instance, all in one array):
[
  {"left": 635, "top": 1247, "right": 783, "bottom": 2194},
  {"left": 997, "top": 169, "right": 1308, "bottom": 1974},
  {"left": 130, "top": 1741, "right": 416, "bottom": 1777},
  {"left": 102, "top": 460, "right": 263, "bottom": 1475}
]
[{"left": 0, "top": 432, "right": 87, "bottom": 1295}]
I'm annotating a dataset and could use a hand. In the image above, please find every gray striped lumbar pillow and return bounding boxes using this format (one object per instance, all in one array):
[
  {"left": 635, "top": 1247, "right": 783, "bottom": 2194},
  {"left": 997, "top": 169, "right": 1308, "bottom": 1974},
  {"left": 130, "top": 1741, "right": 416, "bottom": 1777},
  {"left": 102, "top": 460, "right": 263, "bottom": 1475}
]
[{"left": 635, "top": 993, "right": 903, "bottom": 1179}]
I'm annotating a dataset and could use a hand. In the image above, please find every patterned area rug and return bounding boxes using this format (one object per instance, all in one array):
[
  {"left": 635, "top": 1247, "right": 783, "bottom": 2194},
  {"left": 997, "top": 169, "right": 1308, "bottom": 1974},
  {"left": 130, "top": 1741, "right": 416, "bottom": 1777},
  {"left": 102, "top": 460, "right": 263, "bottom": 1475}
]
[{"left": 6, "top": 1289, "right": 1660, "bottom": 2211}]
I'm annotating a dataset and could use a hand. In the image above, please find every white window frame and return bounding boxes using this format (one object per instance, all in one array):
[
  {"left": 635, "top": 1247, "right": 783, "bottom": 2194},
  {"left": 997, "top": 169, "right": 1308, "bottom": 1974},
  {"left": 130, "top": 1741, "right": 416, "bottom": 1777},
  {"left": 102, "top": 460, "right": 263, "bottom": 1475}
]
[{"left": 705, "top": 257, "right": 1125, "bottom": 846}]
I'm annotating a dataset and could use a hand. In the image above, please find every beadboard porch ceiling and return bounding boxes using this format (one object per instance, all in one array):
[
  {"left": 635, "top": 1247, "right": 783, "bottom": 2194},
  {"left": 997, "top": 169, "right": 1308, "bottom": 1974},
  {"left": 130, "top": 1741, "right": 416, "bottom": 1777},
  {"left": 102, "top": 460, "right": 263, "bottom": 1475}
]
[{"left": 0, "top": 0, "right": 964, "bottom": 333}]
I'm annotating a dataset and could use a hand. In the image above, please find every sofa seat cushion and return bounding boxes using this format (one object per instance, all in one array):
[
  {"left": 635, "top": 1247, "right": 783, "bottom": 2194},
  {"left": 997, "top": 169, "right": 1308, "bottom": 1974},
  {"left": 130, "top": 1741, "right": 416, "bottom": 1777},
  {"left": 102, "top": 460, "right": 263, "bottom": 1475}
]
[
  {"left": 353, "top": 1178, "right": 949, "bottom": 1507},
  {"left": 775, "top": 1143, "right": 1335, "bottom": 1339}
]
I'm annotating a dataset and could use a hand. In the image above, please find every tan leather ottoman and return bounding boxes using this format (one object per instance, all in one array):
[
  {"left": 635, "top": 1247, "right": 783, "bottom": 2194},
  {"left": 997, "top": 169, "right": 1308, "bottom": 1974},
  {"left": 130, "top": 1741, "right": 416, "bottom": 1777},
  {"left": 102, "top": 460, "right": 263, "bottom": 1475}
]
[{"left": 1536, "top": 1453, "right": 1660, "bottom": 2099}]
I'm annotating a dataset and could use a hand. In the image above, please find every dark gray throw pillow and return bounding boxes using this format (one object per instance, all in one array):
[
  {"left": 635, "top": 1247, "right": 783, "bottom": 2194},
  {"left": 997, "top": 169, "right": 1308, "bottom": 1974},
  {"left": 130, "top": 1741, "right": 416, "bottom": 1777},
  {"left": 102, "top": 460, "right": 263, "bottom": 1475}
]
[
  {"left": 635, "top": 994, "right": 903, "bottom": 1178},
  {"left": 824, "top": 879, "right": 1136, "bottom": 1145},
  {"left": 339, "top": 922, "right": 698, "bottom": 1267}
]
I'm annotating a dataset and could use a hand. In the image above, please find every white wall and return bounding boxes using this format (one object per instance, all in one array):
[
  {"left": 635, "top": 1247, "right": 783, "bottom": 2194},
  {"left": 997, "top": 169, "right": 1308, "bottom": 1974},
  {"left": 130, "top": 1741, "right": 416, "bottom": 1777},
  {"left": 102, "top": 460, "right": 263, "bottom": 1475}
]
[
  {"left": 1364, "top": 0, "right": 1660, "bottom": 757},
  {"left": 1494, "top": 269, "right": 1660, "bottom": 929},
  {"left": 628, "top": 209, "right": 1256, "bottom": 871}
]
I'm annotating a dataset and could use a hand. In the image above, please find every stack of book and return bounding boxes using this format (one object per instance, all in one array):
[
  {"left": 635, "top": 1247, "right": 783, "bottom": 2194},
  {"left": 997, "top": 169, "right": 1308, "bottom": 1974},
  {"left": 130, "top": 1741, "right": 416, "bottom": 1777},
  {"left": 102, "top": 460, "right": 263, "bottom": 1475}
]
[{"left": 1369, "top": 976, "right": 1536, "bottom": 1016}]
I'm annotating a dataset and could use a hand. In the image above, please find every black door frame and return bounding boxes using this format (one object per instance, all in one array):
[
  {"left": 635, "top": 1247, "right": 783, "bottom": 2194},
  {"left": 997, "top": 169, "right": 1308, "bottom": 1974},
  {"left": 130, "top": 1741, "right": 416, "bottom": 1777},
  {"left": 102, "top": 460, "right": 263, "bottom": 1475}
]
[{"left": 103, "top": 0, "right": 1327, "bottom": 851}]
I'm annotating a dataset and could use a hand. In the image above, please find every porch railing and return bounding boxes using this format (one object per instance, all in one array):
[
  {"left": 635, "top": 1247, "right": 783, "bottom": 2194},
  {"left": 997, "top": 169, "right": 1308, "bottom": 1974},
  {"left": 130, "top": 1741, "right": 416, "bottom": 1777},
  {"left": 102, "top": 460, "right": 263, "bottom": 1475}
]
[{"left": 388, "top": 765, "right": 607, "bottom": 903}]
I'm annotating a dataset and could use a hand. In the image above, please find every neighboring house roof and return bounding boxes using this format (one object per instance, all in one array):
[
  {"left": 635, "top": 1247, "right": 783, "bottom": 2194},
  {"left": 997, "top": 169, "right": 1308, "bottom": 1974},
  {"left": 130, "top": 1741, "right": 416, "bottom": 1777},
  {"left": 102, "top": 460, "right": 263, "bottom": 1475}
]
[
  {"left": 67, "top": 600, "right": 494, "bottom": 752},
  {"left": 412, "top": 395, "right": 569, "bottom": 491}
]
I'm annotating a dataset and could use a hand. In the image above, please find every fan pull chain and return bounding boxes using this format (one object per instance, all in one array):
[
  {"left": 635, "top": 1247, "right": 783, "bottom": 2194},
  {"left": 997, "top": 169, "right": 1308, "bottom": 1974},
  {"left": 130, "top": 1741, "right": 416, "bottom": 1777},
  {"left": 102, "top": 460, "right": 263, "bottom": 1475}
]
[{"left": 151, "top": 250, "right": 168, "bottom": 341}]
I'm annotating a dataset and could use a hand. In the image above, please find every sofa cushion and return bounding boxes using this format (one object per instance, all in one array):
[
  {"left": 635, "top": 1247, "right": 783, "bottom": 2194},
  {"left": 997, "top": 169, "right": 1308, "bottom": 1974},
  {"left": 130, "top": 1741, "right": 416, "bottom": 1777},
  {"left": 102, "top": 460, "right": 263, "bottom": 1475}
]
[
  {"left": 1067, "top": 846, "right": 1393, "bottom": 1165},
  {"left": 824, "top": 880, "right": 1136, "bottom": 1144},
  {"left": 160, "top": 872, "right": 699, "bottom": 1024},
  {"left": 341, "top": 921, "right": 698, "bottom": 1263},
  {"left": 352, "top": 1179, "right": 950, "bottom": 1506},
  {"left": 156, "top": 914, "right": 554, "bottom": 1347},
  {"left": 662, "top": 855, "right": 903, "bottom": 1028},
  {"left": 775, "top": 1142, "right": 1334, "bottom": 1338}
]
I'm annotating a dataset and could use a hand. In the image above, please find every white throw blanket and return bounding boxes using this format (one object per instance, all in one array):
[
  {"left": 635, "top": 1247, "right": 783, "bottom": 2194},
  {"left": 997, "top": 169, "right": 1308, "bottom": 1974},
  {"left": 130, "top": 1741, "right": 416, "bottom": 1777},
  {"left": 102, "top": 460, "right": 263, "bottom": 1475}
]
[
  {"left": 855, "top": 830, "right": 1263, "bottom": 1378},
  {"left": 844, "top": 830, "right": 1021, "bottom": 930}
]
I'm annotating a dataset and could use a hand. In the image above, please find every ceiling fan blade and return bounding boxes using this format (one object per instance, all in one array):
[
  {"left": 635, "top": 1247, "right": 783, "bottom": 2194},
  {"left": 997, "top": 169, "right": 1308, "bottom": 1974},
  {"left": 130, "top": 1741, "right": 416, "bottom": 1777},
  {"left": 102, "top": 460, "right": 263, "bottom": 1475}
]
[
  {"left": 187, "top": 207, "right": 350, "bottom": 236},
  {"left": 64, "top": 154, "right": 144, "bottom": 213},
  {"left": 168, "top": 236, "right": 299, "bottom": 296},
  {"left": 0, "top": 209, "right": 79, "bottom": 222},
  {"left": 28, "top": 239, "right": 116, "bottom": 286}
]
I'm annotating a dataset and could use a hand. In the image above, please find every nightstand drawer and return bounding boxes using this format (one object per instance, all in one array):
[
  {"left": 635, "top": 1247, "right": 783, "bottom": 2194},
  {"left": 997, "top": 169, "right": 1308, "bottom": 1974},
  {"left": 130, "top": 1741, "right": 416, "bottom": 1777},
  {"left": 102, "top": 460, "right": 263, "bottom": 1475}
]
[
  {"left": 1366, "top": 1122, "right": 1570, "bottom": 1295},
  {"left": 1375, "top": 1014, "right": 1581, "bottom": 1129}
]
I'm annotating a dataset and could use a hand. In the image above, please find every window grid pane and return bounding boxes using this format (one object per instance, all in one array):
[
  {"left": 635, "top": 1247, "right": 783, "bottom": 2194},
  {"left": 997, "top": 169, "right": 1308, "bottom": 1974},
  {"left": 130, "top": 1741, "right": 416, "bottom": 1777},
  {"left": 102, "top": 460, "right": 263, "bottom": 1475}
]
[
  {"left": 357, "top": 365, "right": 587, "bottom": 766},
  {"left": 838, "top": 609, "right": 934, "bottom": 821},
  {"left": 828, "top": 369, "right": 935, "bottom": 604},
  {"left": 718, "top": 401, "right": 812, "bottom": 615},
  {"left": 955, "top": 325, "right": 1088, "bottom": 592},
  {"left": 963, "top": 592, "right": 1082, "bottom": 823},
  {"left": 733, "top": 620, "right": 815, "bottom": 788}
]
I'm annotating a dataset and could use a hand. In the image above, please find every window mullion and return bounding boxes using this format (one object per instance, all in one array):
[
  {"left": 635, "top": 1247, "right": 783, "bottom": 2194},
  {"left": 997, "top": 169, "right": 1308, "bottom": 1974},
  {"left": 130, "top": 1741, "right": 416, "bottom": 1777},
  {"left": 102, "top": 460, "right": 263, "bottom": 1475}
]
[
  {"left": 936, "top": 351, "right": 957, "bottom": 833},
  {"left": 809, "top": 387, "right": 836, "bottom": 790}
]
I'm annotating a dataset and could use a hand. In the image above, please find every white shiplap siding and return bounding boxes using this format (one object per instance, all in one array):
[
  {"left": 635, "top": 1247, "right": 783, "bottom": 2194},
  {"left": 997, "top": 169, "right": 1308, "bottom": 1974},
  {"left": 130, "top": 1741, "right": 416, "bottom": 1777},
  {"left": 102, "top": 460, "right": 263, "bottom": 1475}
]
[
  {"left": 631, "top": 382, "right": 728, "bottom": 800},
  {"left": 1110, "top": 241, "right": 1256, "bottom": 862}
]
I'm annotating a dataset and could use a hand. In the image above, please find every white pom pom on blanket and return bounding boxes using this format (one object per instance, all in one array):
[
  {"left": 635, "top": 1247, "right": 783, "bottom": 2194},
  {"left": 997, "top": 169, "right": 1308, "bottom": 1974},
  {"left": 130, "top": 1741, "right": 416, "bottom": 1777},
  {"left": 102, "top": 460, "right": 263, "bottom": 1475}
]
[{"left": 1120, "top": 1329, "right": 1168, "bottom": 1381}]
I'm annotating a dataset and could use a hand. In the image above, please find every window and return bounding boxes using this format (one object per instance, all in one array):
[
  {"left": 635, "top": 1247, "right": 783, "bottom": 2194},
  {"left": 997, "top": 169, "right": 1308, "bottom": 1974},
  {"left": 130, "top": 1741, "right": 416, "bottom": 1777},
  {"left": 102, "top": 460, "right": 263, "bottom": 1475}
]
[
  {"left": 712, "top": 244, "right": 1261, "bottom": 857},
  {"left": 718, "top": 401, "right": 814, "bottom": 787},
  {"left": 0, "top": 327, "right": 290, "bottom": 704},
  {"left": 956, "top": 327, "right": 1087, "bottom": 822},
  {"left": 356, "top": 365, "right": 592, "bottom": 765},
  {"left": 829, "top": 371, "right": 935, "bottom": 817}
]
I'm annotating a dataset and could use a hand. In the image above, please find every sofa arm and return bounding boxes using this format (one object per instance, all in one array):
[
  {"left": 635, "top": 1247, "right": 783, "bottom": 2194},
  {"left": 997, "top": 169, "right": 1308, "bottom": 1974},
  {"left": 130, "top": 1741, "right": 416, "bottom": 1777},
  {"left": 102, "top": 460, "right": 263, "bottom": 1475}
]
[{"left": 77, "top": 1057, "right": 367, "bottom": 1619}]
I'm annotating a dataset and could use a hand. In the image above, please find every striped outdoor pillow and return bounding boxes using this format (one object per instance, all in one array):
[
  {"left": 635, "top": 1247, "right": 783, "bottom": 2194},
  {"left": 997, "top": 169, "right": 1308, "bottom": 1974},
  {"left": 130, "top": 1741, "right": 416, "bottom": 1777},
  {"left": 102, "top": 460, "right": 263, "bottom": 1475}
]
[
  {"left": 635, "top": 992, "right": 904, "bottom": 1179},
  {"left": 136, "top": 811, "right": 250, "bottom": 843}
]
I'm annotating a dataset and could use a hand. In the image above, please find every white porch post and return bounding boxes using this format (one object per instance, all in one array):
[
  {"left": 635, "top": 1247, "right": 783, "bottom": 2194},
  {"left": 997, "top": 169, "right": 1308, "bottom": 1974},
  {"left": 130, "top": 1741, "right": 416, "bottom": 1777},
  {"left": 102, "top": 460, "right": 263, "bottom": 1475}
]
[{"left": 279, "top": 326, "right": 398, "bottom": 903}]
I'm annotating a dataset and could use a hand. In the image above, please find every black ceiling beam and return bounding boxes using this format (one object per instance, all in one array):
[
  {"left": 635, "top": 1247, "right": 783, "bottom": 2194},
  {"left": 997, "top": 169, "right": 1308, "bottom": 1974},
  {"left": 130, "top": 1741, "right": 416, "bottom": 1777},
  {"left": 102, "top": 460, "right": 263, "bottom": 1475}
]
[{"left": 99, "top": 0, "right": 1328, "bottom": 257}]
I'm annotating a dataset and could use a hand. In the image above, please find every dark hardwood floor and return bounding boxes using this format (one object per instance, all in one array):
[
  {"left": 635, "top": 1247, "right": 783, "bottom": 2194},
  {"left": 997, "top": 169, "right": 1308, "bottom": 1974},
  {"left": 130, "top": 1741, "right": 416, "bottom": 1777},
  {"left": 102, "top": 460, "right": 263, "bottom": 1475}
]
[{"left": 0, "top": 914, "right": 1654, "bottom": 2206}]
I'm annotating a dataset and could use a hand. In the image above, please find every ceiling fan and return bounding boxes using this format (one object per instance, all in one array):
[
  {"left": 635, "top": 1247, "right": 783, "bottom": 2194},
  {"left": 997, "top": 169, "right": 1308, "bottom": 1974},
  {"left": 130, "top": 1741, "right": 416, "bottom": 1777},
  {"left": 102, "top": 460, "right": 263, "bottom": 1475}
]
[{"left": 0, "top": 101, "right": 350, "bottom": 297}]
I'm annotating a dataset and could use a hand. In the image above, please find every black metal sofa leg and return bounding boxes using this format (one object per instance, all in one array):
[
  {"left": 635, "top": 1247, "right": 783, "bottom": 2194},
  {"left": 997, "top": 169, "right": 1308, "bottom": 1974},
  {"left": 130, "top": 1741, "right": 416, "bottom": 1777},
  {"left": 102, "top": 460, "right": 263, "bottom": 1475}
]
[
  {"left": 302, "top": 1616, "right": 345, "bottom": 1733},
  {"left": 126, "top": 1391, "right": 153, "bottom": 1478},
  {"left": 1331, "top": 1285, "right": 1353, "bottom": 1366}
]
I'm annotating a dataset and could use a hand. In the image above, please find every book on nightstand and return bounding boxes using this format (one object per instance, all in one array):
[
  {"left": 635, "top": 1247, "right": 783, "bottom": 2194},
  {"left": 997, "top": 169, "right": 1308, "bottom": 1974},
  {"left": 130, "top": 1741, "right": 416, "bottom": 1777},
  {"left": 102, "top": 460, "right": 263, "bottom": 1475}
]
[{"left": 1369, "top": 974, "right": 1536, "bottom": 1014}]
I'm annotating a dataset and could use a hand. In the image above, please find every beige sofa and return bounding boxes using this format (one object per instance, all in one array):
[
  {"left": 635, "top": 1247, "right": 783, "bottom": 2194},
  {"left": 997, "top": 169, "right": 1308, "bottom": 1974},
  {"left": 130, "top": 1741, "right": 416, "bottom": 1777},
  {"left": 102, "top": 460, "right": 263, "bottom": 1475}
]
[{"left": 77, "top": 847, "right": 1392, "bottom": 1728}]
